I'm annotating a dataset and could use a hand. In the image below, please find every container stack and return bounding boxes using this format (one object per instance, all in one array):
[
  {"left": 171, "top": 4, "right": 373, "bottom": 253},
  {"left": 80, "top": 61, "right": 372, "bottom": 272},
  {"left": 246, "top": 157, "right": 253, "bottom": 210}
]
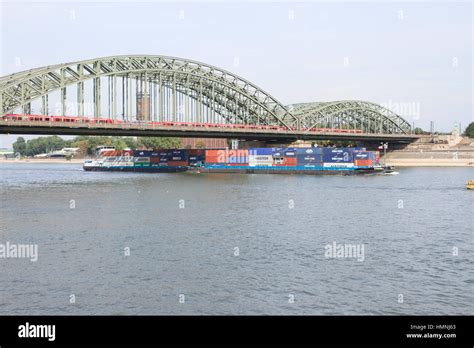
[
  {"left": 322, "top": 148, "right": 354, "bottom": 169},
  {"left": 95, "top": 147, "right": 381, "bottom": 171},
  {"left": 296, "top": 148, "right": 323, "bottom": 167}
]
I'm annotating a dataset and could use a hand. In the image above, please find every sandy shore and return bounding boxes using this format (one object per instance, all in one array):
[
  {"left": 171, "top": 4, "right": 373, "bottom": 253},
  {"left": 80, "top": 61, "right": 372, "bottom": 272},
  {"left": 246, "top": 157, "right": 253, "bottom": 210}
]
[{"left": 385, "top": 159, "right": 474, "bottom": 167}]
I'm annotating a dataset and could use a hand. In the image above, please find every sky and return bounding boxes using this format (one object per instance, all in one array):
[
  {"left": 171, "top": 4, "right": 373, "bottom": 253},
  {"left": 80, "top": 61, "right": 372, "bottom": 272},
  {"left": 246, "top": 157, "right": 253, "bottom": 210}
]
[{"left": 0, "top": 0, "right": 472, "bottom": 148}]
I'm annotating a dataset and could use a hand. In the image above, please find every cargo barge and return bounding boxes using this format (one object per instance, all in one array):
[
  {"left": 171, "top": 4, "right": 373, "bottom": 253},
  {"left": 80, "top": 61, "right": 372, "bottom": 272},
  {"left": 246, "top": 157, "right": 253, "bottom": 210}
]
[{"left": 83, "top": 147, "right": 383, "bottom": 175}]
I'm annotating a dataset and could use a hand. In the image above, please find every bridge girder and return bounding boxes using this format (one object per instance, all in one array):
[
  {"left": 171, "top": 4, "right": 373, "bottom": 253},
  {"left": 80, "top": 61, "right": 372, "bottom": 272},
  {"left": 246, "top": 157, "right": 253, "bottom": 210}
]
[{"left": 288, "top": 101, "right": 412, "bottom": 134}]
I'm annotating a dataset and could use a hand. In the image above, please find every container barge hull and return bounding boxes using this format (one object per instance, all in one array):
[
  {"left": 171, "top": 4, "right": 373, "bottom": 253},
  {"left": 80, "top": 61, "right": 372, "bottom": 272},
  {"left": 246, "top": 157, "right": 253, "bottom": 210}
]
[
  {"left": 189, "top": 167, "right": 378, "bottom": 175},
  {"left": 83, "top": 166, "right": 188, "bottom": 173}
]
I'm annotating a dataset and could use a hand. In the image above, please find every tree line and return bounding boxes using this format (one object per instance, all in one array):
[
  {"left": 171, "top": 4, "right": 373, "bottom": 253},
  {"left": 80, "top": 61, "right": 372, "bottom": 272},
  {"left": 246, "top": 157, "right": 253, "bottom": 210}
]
[{"left": 12, "top": 136, "right": 182, "bottom": 157}]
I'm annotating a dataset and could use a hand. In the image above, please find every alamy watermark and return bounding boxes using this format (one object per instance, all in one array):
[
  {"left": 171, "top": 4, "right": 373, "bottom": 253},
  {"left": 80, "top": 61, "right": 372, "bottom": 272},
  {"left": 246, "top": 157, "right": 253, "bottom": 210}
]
[
  {"left": 325, "top": 241, "right": 365, "bottom": 262},
  {"left": 380, "top": 100, "right": 421, "bottom": 120},
  {"left": 0, "top": 241, "right": 38, "bottom": 262}
]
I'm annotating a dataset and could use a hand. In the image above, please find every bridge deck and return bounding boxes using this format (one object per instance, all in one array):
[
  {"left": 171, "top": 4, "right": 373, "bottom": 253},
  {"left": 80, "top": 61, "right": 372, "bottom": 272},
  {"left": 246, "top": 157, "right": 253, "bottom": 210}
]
[{"left": 0, "top": 120, "right": 419, "bottom": 143}]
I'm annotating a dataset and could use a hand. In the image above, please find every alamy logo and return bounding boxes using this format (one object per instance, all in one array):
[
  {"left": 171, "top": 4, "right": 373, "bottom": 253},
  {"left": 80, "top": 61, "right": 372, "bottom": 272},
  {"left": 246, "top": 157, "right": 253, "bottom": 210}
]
[
  {"left": 324, "top": 242, "right": 365, "bottom": 262},
  {"left": 0, "top": 242, "right": 38, "bottom": 262},
  {"left": 305, "top": 149, "right": 313, "bottom": 154},
  {"left": 18, "top": 322, "right": 55, "bottom": 341}
]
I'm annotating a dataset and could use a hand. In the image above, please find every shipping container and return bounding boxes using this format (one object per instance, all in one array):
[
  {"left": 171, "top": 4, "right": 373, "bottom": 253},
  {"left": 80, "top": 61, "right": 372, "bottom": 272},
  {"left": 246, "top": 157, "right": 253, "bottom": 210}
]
[
  {"left": 296, "top": 147, "right": 323, "bottom": 156},
  {"left": 272, "top": 147, "right": 292, "bottom": 156},
  {"left": 354, "top": 159, "right": 372, "bottom": 167},
  {"left": 205, "top": 149, "right": 228, "bottom": 163},
  {"left": 167, "top": 151, "right": 188, "bottom": 161},
  {"left": 248, "top": 155, "right": 273, "bottom": 163},
  {"left": 249, "top": 148, "right": 273, "bottom": 156},
  {"left": 297, "top": 154, "right": 323, "bottom": 161},
  {"left": 273, "top": 156, "right": 298, "bottom": 166},
  {"left": 354, "top": 152, "right": 370, "bottom": 160},
  {"left": 272, "top": 148, "right": 296, "bottom": 157},
  {"left": 134, "top": 157, "right": 150, "bottom": 163},
  {"left": 168, "top": 160, "right": 188, "bottom": 167},
  {"left": 285, "top": 157, "right": 297, "bottom": 166},
  {"left": 322, "top": 148, "right": 353, "bottom": 163},
  {"left": 301, "top": 164, "right": 323, "bottom": 169},
  {"left": 323, "top": 162, "right": 354, "bottom": 168},
  {"left": 150, "top": 157, "right": 168, "bottom": 163},
  {"left": 249, "top": 154, "right": 273, "bottom": 167},
  {"left": 189, "top": 149, "right": 205, "bottom": 156},
  {"left": 116, "top": 162, "right": 134, "bottom": 167},
  {"left": 134, "top": 150, "right": 155, "bottom": 157}
]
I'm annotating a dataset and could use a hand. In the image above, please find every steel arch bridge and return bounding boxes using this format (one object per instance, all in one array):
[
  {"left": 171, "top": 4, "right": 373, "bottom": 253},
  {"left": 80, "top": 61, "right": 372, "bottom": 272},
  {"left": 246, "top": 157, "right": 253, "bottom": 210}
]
[
  {"left": 0, "top": 55, "right": 416, "bottom": 141},
  {"left": 287, "top": 101, "right": 412, "bottom": 134}
]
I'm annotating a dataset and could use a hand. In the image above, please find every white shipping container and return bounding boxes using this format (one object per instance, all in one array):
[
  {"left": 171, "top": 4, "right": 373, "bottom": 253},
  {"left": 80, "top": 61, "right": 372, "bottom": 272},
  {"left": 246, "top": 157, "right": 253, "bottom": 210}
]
[
  {"left": 116, "top": 162, "right": 134, "bottom": 167},
  {"left": 249, "top": 155, "right": 273, "bottom": 167},
  {"left": 323, "top": 163, "right": 354, "bottom": 168},
  {"left": 134, "top": 157, "right": 150, "bottom": 163}
]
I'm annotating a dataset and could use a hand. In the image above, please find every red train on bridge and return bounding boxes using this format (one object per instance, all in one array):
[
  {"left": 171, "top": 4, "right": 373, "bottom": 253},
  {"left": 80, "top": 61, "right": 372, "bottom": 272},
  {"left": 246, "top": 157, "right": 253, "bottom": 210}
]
[{"left": 1, "top": 114, "right": 364, "bottom": 134}]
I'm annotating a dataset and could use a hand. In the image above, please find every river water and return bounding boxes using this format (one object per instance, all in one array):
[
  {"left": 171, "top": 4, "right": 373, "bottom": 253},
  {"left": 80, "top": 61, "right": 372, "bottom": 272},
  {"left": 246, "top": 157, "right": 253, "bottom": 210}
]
[{"left": 0, "top": 163, "right": 472, "bottom": 315}]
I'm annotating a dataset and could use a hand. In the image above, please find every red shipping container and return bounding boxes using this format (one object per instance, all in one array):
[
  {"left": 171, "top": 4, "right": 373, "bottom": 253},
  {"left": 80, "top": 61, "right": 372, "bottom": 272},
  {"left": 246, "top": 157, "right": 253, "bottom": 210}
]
[
  {"left": 285, "top": 157, "right": 297, "bottom": 166},
  {"left": 205, "top": 149, "right": 228, "bottom": 163},
  {"left": 189, "top": 149, "right": 205, "bottom": 156},
  {"left": 168, "top": 161, "right": 188, "bottom": 167},
  {"left": 205, "top": 156, "right": 226, "bottom": 163},
  {"left": 355, "top": 159, "right": 372, "bottom": 167}
]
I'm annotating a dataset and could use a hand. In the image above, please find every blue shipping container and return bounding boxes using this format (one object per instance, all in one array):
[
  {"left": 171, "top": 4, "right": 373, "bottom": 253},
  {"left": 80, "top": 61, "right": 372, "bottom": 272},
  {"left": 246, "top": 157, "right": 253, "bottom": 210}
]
[
  {"left": 296, "top": 154, "right": 323, "bottom": 161},
  {"left": 296, "top": 147, "right": 323, "bottom": 156},
  {"left": 272, "top": 148, "right": 296, "bottom": 157},
  {"left": 354, "top": 152, "right": 370, "bottom": 159},
  {"left": 189, "top": 155, "right": 205, "bottom": 162},
  {"left": 249, "top": 148, "right": 273, "bottom": 155},
  {"left": 322, "top": 148, "right": 354, "bottom": 163}
]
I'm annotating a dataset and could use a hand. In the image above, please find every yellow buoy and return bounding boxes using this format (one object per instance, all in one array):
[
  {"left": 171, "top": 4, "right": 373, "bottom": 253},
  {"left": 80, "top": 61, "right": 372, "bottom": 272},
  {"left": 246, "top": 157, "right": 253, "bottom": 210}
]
[{"left": 467, "top": 180, "right": 474, "bottom": 190}]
